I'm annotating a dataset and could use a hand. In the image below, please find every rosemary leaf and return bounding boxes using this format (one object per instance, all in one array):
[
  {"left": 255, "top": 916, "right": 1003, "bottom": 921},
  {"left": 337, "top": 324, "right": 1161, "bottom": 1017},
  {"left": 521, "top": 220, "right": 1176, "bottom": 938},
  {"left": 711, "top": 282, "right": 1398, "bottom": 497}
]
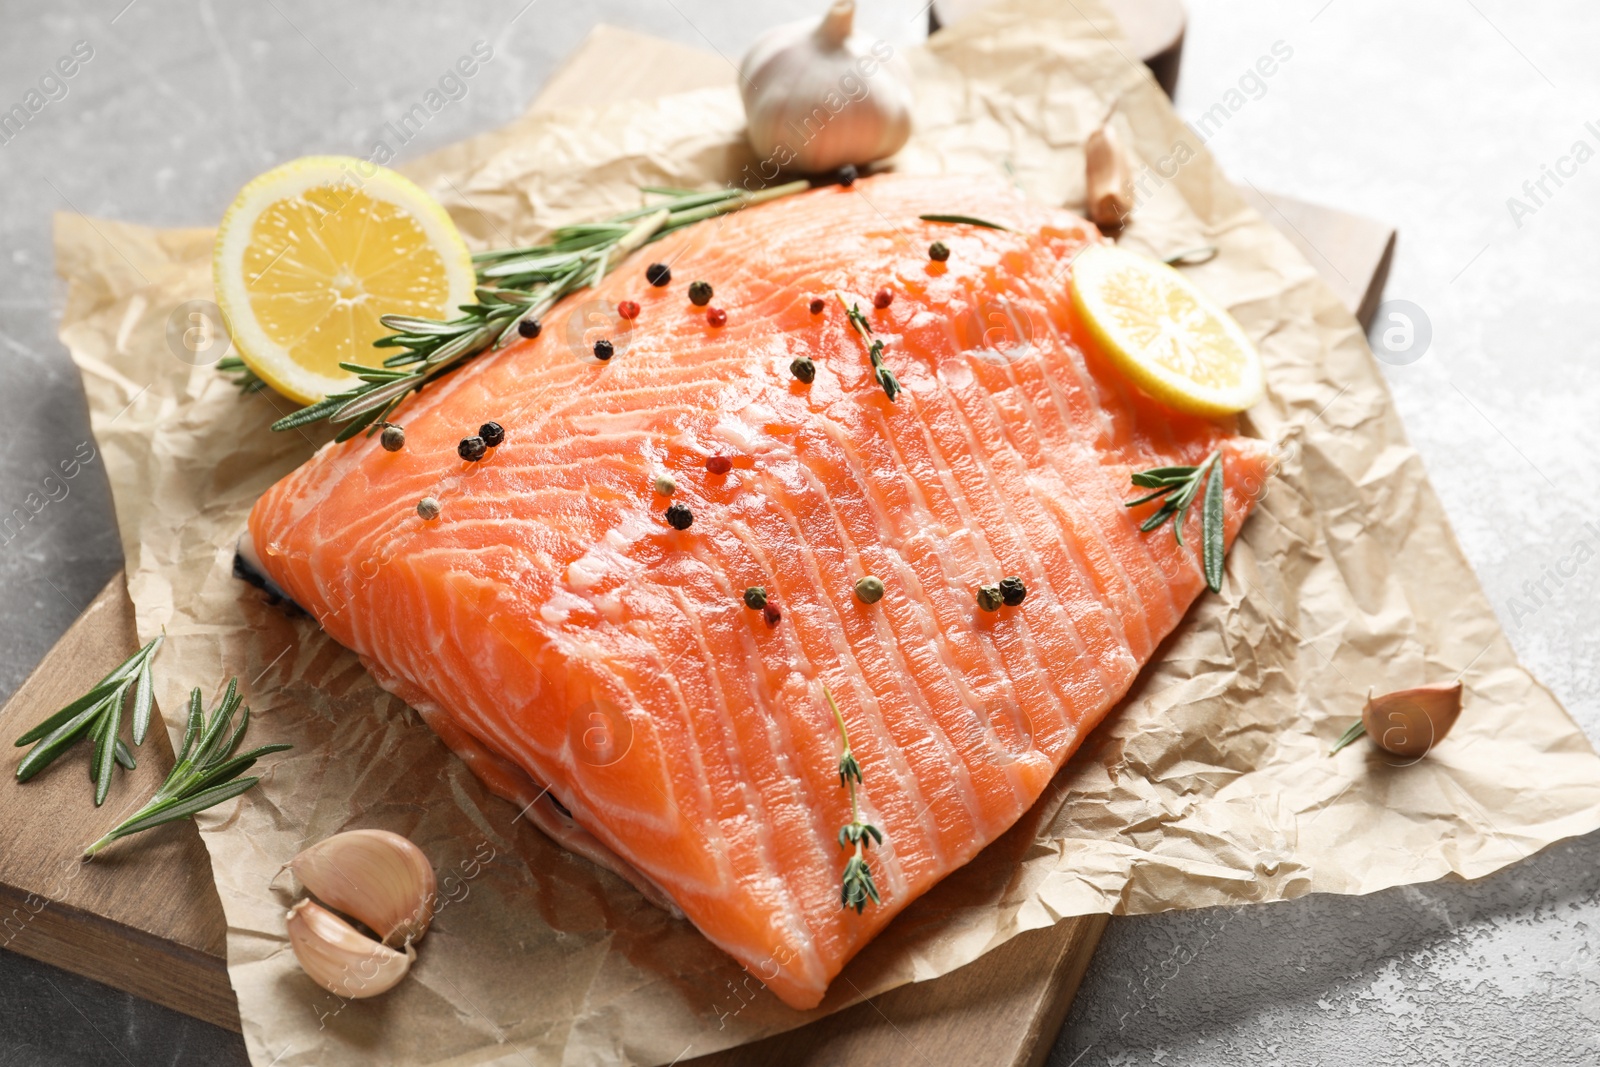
[
  {"left": 1329, "top": 719, "right": 1367, "bottom": 756},
  {"left": 918, "top": 213, "right": 1011, "bottom": 231},
  {"left": 1203, "top": 454, "right": 1226, "bottom": 592},
  {"left": 131, "top": 656, "right": 155, "bottom": 746}
]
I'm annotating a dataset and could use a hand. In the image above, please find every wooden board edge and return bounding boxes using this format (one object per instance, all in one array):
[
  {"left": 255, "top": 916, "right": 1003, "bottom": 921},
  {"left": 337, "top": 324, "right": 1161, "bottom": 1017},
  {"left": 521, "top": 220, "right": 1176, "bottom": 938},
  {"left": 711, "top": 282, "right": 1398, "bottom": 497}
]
[
  {"left": 0, "top": 881, "right": 239, "bottom": 1031},
  {"left": 1015, "top": 914, "right": 1110, "bottom": 1067}
]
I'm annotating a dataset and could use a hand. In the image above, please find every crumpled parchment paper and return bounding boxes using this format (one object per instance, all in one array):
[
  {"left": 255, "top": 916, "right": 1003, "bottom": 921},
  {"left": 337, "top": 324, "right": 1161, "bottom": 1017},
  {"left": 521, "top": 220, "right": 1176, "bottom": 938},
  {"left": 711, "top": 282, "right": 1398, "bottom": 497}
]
[{"left": 52, "top": 1, "right": 1600, "bottom": 1064}]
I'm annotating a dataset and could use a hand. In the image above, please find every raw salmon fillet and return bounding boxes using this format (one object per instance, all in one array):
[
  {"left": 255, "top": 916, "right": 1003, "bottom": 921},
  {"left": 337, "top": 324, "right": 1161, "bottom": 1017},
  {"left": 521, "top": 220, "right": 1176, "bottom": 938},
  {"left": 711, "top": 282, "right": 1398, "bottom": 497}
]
[{"left": 248, "top": 173, "right": 1271, "bottom": 1009}]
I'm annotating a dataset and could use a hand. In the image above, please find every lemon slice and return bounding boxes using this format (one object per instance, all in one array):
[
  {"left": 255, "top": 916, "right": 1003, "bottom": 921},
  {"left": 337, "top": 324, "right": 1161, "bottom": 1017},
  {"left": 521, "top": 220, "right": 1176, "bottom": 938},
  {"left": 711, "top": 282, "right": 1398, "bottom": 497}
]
[
  {"left": 213, "top": 156, "right": 474, "bottom": 405},
  {"left": 1069, "top": 244, "right": 1263, "bottom": 417}
]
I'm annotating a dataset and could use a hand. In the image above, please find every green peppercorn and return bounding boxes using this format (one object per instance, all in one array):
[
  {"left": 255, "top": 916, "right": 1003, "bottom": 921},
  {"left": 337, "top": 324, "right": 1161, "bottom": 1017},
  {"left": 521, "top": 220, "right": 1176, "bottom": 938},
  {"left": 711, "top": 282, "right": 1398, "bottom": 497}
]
[
  {"left": 854, "top": 576, "right": 885, "bottom": 604},
  {"left": 666, "top": 502, "right": 693, "bottom": 530},
  {"left": 976, "top": 584, "right": 1003, "bottom": 612},
  {"left": 929, "top": 241, "right": 950, "bottom": 262},
  {"left": 688, "top": 280, "right": 713, "bottom": 306},
  {"left": 417, "top": 497, "right": 441, "bottom": 520},
  {"left": 743, "top": 586, "right": 768, "bottom": 610},
  {"left": 999, "top": 576, "right": 1027, "bottom": 606},
  {"left": 380, "top": 424, "right": 405, "bottom": 452},
  {"left": 653, "top": 472, "right": 676, "bottom": 496},
  {"left": 790, "top": 356, "right": 816, "bottom": 384}
]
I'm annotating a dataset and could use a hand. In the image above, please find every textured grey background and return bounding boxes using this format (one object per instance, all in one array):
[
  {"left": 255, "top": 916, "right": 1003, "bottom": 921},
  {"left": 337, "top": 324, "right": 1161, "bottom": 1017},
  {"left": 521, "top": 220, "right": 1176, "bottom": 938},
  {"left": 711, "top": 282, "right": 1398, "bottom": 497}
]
[{"left": 1, "top": 1, "right": 1596, "bottom": 1065}]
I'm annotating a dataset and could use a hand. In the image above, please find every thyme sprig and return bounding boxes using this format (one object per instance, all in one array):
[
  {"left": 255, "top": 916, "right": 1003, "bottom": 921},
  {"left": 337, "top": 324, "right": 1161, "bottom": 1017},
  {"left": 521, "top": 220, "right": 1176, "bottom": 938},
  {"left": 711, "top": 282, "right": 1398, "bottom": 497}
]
[
  {"left": 825, "top": 684, "right": 883, "bottom": 913},
  {"left": 836, "top": 294, "right": 900, "bottom": 401},
  {"left": 269, "top": 180, "right": 812, "bottom": 442},
  {"left": 918, "top": 213, "right": 1011, "bottom": 231},
  {"left": 1127, "top": 452, "right": 1227, "bottom": 592},
  {"left": 14, "top": 635, "right": 163, "bottom": 804},
  {"left": 83, "top": 678, "right": 291, "bottom": 859}
]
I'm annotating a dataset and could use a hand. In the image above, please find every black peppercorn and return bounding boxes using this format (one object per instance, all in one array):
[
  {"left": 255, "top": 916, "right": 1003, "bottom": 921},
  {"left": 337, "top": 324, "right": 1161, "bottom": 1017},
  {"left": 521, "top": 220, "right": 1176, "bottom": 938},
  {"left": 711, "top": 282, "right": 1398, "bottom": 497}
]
[
  {"left": 479, "top": 421, "right": 504, "bottom": 448},
  {"left": 976, "top": 584, "right": 1003, "bottom": 612},
  {"left": 743, "top": 586, "right": 767, "bottom": 610},
  {"left": 517, "top": 318, "right": 542, "bottom": 339},
  {"left": 458, "top": 436, "right": 487, "bottom": 462},
  {"left": 929, "top": 241, "right": 950, "bottom": 262},
  {"left": 688, "top": 280, "right": 713, "bottom": 306},
  {"left": 594, "top": 339, "right": 614, "bottom": 361},
  {"left": 808, "top": 297, "right": 825, "bottom": 314},
  {"left": 999, "top": 576, "right": 1027, "bottom": 606},
  {"left": 666, "top": 502, "right": 693, "bottom": 530},
  {"left": 837, "top": 164, "right": 858, "bottom": 187},
  {"left": 380, "top": 424, "right": 405, "bottom": 452},
  {"left": 646, "top": 262, "right": 672, "bottom": 287},
  {"left": 790, "top": 356, "right": 816, "bottom": 384}
]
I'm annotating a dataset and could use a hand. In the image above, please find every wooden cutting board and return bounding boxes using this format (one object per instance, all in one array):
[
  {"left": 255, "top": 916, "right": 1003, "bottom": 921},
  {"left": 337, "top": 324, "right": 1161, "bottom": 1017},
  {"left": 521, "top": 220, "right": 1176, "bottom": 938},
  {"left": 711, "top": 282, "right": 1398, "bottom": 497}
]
[{"left": 0, "top": 24, "right": 1395, "bottom": 1067}]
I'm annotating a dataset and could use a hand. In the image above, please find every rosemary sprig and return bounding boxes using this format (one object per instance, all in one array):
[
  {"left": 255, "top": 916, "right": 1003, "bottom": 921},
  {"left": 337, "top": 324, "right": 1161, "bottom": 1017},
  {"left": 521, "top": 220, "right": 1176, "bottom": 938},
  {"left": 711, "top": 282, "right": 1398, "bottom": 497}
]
[
  {"left": 82, "top": 678, "right": 291, "bottom": 859},
  {"left": 217, "top": 356, "right": 268, "bottom": 395},
  {"left": 918, "top": 213, "right": 1011, "bottom": 231},
  {"left": 1126, "top": 452, "right": 1227, "bottom": 593},
  {"left": 825, "top": 685, "right": 883, "bottom": 913},
  {"left": 14, "top": 635, "right": 163, "bottom": 804},
  {"left": 836, "top": 294, "right": 900, "bottom": 401},
  {"left": 269, "top": 179, "right": 813, "bottom": 441}
]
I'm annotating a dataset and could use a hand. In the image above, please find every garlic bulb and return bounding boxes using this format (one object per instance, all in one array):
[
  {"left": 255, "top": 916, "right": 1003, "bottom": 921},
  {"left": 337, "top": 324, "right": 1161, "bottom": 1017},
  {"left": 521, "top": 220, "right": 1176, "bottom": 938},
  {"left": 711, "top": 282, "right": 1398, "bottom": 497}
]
[
  {"left": 739, "top": 1, "right": 913, "bottom": 175},
  {"left": 1362, "top": 681, "right": 1463, "bottom": 758},
  {"left": 285, "top": 899, "right": 415, "bottom": 999},
  {"left": 290, "top": 829, "right": 436, "bottom": 947}
]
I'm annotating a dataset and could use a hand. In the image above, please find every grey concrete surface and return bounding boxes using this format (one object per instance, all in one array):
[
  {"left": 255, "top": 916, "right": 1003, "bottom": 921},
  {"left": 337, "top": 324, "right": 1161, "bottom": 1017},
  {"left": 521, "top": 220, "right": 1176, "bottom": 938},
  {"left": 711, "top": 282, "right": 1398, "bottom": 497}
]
[{"left": 0, "top": 1, "right": 1595, "bottom": 1065}]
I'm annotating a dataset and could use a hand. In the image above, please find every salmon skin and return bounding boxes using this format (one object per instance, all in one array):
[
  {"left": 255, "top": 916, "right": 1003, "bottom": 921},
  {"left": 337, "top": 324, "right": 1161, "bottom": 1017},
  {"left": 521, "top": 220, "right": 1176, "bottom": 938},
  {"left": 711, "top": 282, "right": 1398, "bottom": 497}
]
[{"left": 248, "top": 173, "right": 1271, "bottom": 1010}]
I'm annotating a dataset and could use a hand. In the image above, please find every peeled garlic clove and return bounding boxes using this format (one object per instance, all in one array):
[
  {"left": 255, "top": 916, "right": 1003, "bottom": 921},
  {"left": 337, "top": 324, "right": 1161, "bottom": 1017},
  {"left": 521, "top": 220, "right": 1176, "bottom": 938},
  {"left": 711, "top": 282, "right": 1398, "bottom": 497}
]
[
  {"left": 285, "top": 899, "right": 414, "bottom": 999},
  {"left": 1085, "top": 121, "right": 1135, "bottom": 229},
  {"left": 290, "top": 829, "right": 436, "bottom": 947},
  {"left": 1362, "top": 681, "right": 1463, "bottom": 758},
  {"left": 739, "top": 1, "right": 915, "bottom": 175}
]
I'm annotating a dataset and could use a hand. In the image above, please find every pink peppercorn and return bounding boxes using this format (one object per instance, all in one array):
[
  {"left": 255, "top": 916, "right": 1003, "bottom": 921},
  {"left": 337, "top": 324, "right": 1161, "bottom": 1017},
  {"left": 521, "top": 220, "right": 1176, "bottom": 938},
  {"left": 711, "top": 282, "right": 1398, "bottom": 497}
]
[
  {"left": 873, "top": 287, "right": 893, "bottom": 309},
  {"left": 617, "top": 300, "right": 640, "bottom": 320},
  {"left": 706, "top": 455, "right": 732, "bottom": 475},
  {"left": 706, "top": 306, "right": 727, "bottom": 327},
  {"left": 762, "top": 604, "right": 782, "bottom": 628}
]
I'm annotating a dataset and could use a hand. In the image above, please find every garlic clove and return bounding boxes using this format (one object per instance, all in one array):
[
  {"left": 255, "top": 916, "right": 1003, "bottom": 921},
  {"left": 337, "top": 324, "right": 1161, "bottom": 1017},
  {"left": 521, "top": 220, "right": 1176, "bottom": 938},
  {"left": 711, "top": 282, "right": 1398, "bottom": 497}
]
[
  {"left": 285, "top": 899, "right": 414, "bottom": 999},
  {"left": 290, "top": 829, "right": 436, "bottom": 948},
  {"left": 1361, "top": 681, "right": 1464, "bottom": 758},
  {"left": 1085, "top": 122, "right": 1135, "bottom": 229}
]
